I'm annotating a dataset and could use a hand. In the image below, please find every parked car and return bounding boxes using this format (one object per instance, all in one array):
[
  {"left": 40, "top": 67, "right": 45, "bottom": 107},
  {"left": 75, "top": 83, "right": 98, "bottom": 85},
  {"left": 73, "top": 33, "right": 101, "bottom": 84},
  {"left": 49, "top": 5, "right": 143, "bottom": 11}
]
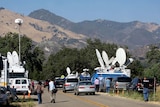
[
  {"left": 0, "top": 86, "right": 11, "bottom": 106},
  {"left": 74, "top": 81, "right": 95, "bottom": 95},
  {"left": 111, "top": 77, "right": 132, "bottom": 92},
  {"left": 63, "top": 78, "right": 78, "bottom": 93},
  {"left": 10, "top": 78, "right": 30, "bottom": 94},
  {"left": 127, "top": 77, "right": 142, "bottom": 91},
  {"left": 55, "top": 78, "right": 65, "bottom": 88},
  {"left": 128, "top": 78, "right": 155, "bottom": 92}
]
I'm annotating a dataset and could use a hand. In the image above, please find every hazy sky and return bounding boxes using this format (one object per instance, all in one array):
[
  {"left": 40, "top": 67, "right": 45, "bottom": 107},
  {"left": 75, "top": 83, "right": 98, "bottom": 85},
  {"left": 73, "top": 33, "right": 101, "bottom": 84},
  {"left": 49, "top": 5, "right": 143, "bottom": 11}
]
[{"left": 1, "top": 0, "right": 160, "bottom": 24}]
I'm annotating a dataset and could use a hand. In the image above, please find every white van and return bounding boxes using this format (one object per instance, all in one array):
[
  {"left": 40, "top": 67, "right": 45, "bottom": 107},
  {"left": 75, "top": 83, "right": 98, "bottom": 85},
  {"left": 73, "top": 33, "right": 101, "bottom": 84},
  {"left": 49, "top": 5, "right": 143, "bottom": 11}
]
[{"left": 10, "top": 78, "right": 29, "bottom": 94}]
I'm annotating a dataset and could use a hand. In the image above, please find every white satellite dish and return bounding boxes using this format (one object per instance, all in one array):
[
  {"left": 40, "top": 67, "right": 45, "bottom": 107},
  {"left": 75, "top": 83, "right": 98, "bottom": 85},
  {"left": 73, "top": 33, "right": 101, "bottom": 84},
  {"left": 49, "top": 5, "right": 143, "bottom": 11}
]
[
  {"left": 15, "top": 18, "right": 23, "bottom": 25},
  {"left": 116, "top": 48, "right": 126, "bottom": 66},
  {"left": 129, "top": 58, "right": 134, "bottom": 63},
  {"left": 83, "top": 68, "right": 89, "bottom": 72},
  {"left": 108, "top": 57, "right": 115, "bottom": 65},
  {"left": 124, "top": 58, "right": 134, "bottom": 67},
  {"left": 7, "top": 52, "right": 13, "bottom": 66},
  {"left": 66, "top": 67, "right": 71, "bottom": 76},
  {"left": 82, "top": 68, "right": 90, "bottom": 77},
  {"left": 75, "top": 72, "right": 79, "bottom": 78},
  {"left": 12, "top": 51, "right": 19, "bottom": 66},
  {"left": 111, "top": 57, "right": 117, "bottom": 66},
  {"left": 96, "top": 49, "right": 105, "bottom": 69},
  {"left": 102, "top": 50, "right": 109, "bottom": 67}
]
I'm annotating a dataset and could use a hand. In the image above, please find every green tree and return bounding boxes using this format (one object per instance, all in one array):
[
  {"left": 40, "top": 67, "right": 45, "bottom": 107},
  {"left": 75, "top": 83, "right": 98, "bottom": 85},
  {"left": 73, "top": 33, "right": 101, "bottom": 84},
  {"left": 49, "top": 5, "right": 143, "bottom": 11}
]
[
  {"left": 0, "top": 32, "right": 45, "bottom": 80},
  {"left": 146, "top": 45, "right": 160, "bottom": 64},
  {"left": 43, "top": 48, "right": 80, "bottom": 79},
  {"left": 144, "top": 45, "right": 160, "bottom": 80},
  {"left": 144, "top": 63, "right": 160, "bottom": 80},
  {"left": 27, "top": 47, "right": 45, "bottom": 80},
  {"left": 42, "top": 39, "right": 120, "bottom": 79},
  {"left": 128, "top": 60, "right": 144, "bottom": 78}
]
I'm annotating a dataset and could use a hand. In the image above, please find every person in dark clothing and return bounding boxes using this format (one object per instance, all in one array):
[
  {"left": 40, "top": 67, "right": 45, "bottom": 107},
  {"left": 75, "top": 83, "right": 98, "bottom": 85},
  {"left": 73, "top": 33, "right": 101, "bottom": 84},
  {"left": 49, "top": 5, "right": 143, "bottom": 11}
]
[
  {"left": 7, "top": 86, "right": 19, "bottom": 101},
  {"left": 142, "top": 77, "right": 149, "bottom": 102}
]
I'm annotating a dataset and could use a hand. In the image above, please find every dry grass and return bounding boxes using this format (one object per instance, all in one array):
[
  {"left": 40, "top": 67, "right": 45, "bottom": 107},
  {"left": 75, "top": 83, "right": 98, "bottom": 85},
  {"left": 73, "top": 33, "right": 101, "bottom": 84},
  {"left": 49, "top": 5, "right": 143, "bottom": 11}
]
[
  {"left": 10, "top": 95, "right": 36, "bottom": 107},
  {"left": 118, "top": 86, "right": 160, "bottom": 102},
  {"left": 0, "top": 9, "right": 87, "bottom": 43}
]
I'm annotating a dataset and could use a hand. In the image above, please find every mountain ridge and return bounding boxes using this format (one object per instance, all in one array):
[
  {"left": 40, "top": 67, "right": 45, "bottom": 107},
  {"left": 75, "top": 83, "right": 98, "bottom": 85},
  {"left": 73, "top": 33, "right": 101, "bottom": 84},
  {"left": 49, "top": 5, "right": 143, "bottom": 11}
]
[
  {"left": 0, "top": 8, "right": 87, "bottom": 57},
  {"left": 1, "top": 8, "right": 160, "bottom": 58},
  {"left": 28, "top": 9, "right": 160, "bottom": 49}
]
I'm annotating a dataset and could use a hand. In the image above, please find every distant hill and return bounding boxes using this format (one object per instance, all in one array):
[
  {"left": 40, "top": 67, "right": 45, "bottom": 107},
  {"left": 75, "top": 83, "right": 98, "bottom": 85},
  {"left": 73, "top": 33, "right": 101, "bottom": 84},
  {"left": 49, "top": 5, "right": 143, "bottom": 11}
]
[
  {"left": 1, "top": 8, "right": 160, "bottom": 58},
  {"left": 0, "top": 8, "right": 87, "bottom": 57},
  {"left": 29, "top": 9, "right": 160, "bottom": 50}
]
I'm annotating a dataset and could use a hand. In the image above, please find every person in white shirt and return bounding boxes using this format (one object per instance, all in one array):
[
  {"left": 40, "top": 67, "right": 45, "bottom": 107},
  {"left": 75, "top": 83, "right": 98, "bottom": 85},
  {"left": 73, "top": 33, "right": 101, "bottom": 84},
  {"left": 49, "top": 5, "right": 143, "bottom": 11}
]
[
  {"left": 49, "top": 79, "right": 56, "bottom": 103},
  {"left": 94, "top": 78, "right": 100, "bottom": 92}
]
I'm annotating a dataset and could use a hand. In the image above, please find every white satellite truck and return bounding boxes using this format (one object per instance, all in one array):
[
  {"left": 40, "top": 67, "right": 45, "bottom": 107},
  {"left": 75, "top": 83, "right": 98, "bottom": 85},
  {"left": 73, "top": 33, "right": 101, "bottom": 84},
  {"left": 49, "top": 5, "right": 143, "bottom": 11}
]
[
  {"left": 91, "top": 48, "right": 133, "bottom": 92},
  {"left": 0, "top": 51, "right": 29, "bottom": 94}
]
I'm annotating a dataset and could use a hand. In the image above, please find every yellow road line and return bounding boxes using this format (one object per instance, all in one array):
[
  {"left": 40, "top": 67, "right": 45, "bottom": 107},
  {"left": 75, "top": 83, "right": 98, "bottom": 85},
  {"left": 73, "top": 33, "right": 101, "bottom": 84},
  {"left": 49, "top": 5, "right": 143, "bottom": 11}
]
[{"left": 60, "top": 91, "right": 109, "bottom": 107}]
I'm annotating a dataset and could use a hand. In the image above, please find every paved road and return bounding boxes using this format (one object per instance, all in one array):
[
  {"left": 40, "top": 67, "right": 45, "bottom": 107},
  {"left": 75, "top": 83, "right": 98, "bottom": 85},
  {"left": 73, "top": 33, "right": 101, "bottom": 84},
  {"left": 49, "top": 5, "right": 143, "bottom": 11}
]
[{"left": 33, "top": 88, "right": 160, "bottom": 107}]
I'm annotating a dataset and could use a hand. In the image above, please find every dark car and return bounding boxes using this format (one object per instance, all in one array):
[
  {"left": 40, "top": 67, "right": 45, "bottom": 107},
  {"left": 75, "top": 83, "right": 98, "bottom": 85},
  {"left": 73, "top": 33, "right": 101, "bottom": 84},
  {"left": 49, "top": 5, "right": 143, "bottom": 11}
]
[
  {"left": 55, "top": 78, "right": 65, "bottom": 88},
  {"left": 128, "top": 78, "right": 155, "bottom": 92},
  {"left": 128, "top": 77, "right": 141, "bottom": 91},
  {"left": 0, "top": 86, "right": 12, "bottom": 106}
]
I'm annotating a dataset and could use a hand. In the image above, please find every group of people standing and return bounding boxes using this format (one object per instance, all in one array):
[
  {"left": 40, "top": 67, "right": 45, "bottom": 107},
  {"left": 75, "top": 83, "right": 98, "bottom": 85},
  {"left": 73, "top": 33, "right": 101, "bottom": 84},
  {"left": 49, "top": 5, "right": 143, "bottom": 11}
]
[
  {"left": 33, "top": 76, "right": 152, "bottom": 104},
  {"left": 35, "top": 78, "right": 57, "bottom": 104},
  {"left": 94, "top": 76, "right": 153, "bottom": 102},
  {"left": 94, "top": 77, "right": 111, "bottom": 93}
]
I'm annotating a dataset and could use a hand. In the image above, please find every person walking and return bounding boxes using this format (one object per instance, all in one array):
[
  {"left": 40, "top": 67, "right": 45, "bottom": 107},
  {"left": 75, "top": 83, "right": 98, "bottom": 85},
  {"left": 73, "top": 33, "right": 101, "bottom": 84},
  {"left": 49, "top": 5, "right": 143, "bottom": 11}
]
[
  {"left": 105, "top": 78, "right": 111, "bottom": 93},
  {"left": 142, "top": 77, "right": 149, "bottom": 102},
  {"left": 35, "top": 81, "right": 43, "bottom": 104},
  {"left": 49, "top": 78, "right": 56, "bottom": 103},
  {"left": 94, "top": 78, "right": 100, "bottom": 92}
]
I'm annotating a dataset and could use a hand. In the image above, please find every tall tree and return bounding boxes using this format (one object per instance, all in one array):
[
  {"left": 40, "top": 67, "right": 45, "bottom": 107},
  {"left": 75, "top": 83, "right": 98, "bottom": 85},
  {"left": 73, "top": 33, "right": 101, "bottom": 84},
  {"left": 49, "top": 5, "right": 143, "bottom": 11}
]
[
  {"left": 146, "top": 45, "right": 160, "bottom": 64},
  {"left": 0, "top": 32, "right": 45, "bottom": 80}
]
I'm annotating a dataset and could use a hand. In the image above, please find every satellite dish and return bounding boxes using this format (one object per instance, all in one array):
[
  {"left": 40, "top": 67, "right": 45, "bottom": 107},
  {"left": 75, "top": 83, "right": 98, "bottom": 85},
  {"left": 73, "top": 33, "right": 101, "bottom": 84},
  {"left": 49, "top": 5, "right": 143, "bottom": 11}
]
[
  {"left": 83, "top": 68, "right": 89, "bottom": 72},
  {"left": 15, "top": 18, "right": 23, "bottom": 25},
  {"left": 124, "top": 58, "right": 134, "bottom": 67},
  {"left": 75, "top": 72, "right": 79, "bottom": 77},
  {"left": 82, "top": 68, "right": 90, "bottom": 77},
  {"left": 12, "top": 51, "right": 19, "bottom": 66},
  {"left": 129, "top": 58, "right": 134, "bottom": 63},
  {"left": 116, "top": 48, "right": 126, "bottom": 66},
  {"left": 7, "top": 52, "right": 13, "bottom": 67},
  {"left": 108, "top": 57, "right": 115, "bottom": 65},
  {"left": 95, "top": 49, "right": 105, "bottom": 69},
  {"left": 102, "top": 51, "right": 109, "bottom": 67},
  {"left": 66, "top": 67, "right": 71, "bottom": 75}
]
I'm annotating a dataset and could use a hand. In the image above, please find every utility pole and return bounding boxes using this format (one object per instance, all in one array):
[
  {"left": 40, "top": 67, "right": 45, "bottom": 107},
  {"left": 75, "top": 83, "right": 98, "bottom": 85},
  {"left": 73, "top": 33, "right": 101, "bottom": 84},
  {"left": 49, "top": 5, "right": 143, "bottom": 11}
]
[{"left": 15, "top": 18, "right": 23, "bottom": 65}]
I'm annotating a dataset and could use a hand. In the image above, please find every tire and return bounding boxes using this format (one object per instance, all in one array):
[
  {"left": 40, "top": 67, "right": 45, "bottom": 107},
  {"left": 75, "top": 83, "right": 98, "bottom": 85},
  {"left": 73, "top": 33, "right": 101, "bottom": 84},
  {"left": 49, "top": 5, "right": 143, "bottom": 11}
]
[
  {"left": 4, "top": 100, "right": 9, "bottom": 107},
  {"left": 93, "top": 92, "right": 95, "bottom": 95},
  {"left": 76, "top": 92, "right": 79, "bottom": 96}
]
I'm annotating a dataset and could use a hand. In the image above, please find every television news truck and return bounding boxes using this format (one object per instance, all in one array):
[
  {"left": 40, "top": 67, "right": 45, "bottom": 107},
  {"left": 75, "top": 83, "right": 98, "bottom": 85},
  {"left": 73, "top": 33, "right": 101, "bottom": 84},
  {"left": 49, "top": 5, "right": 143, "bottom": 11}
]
[{"left": 0, "top": 55, "right": 29, "bottom": 95}]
